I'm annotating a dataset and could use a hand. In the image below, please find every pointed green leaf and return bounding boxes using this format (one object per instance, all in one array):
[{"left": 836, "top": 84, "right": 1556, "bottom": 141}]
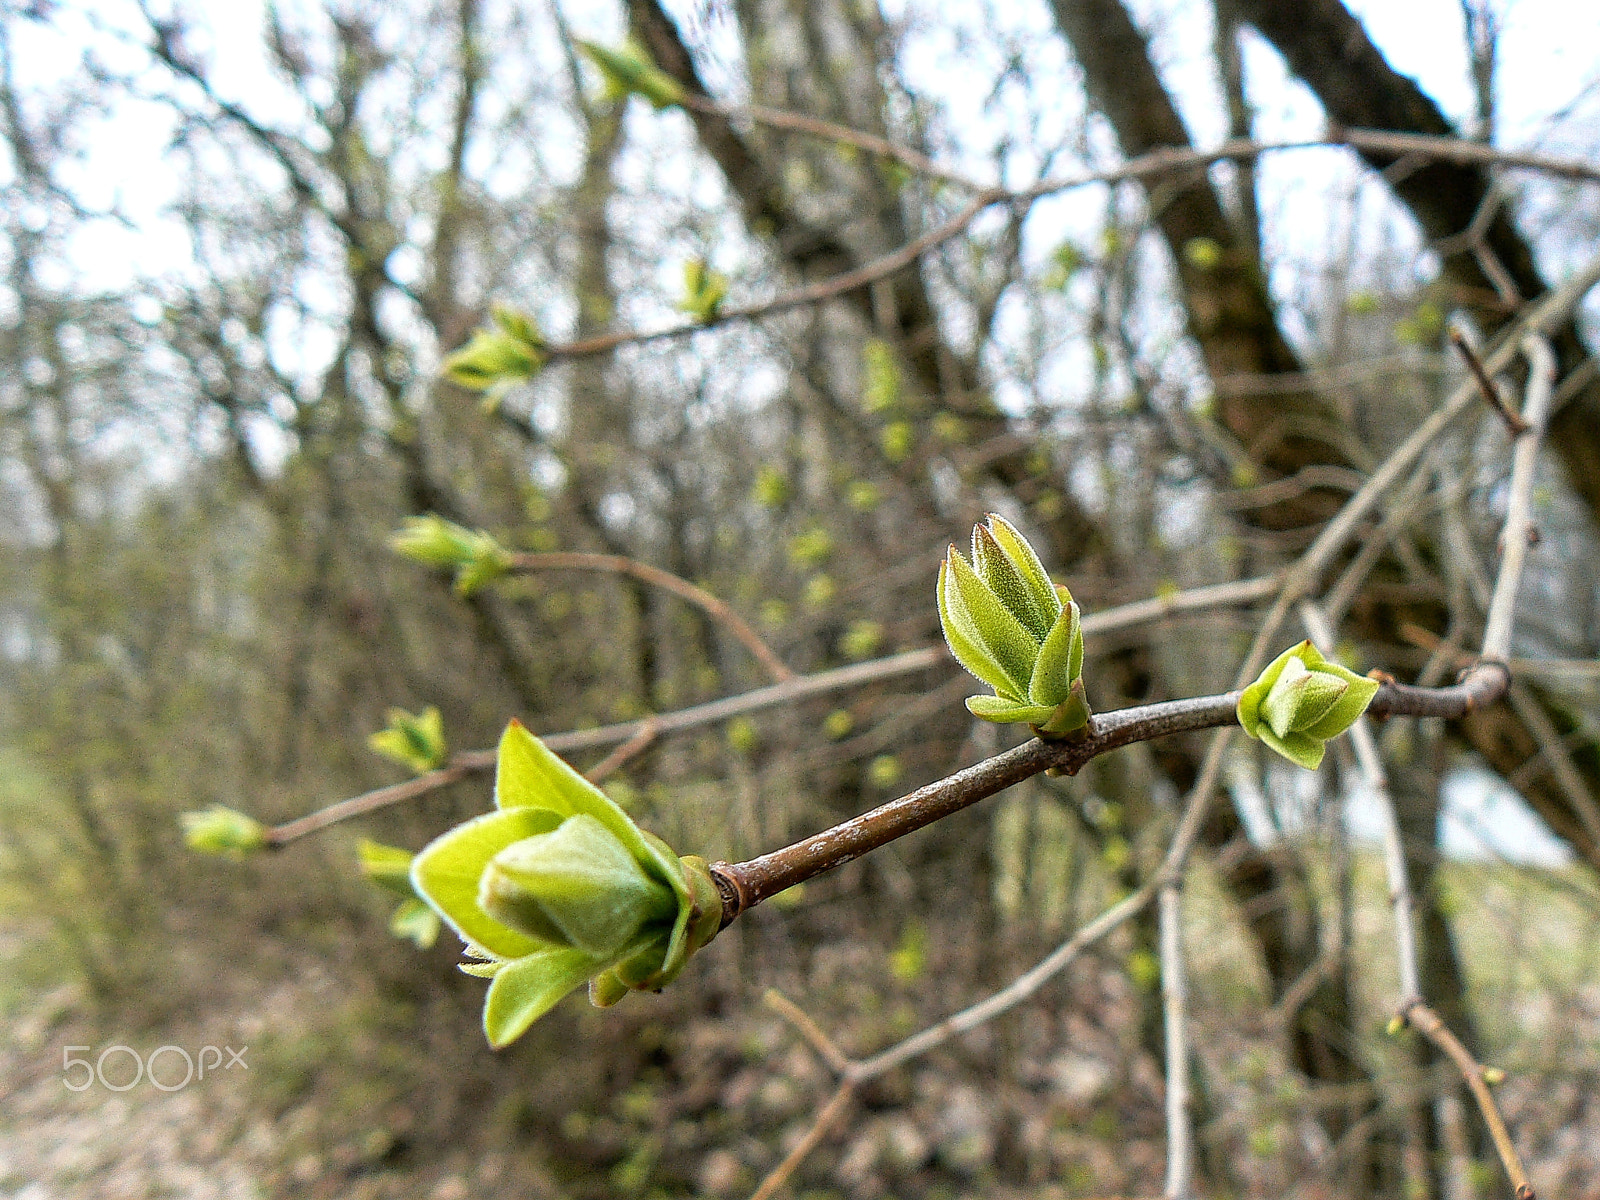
[
  {"left": 1236, "top": 641, "right": 1307, "bottom": 738},
  {"left": 1029, "top": 601, "right": 1082, "bottom": 707},
  {"left": 1035, "top": 677, "right": 1091, "bottom": 736},
  {"left": 965, "top": 694, "right": 1058, "bottom": 724},
  {"left": 410, "top": 806, "right": 564, "bottom": 960},
  {"left": 938, "top": 556, "right": 1024, "bottom": 698},
  {"left": 359, "top": 839, "right": 419, "bottom": 898},
  {"left": 1260, "top": 727, "right": 1326, "bottom": 771},
  {"left": 983, "top": 514, "right": 1060, "bottom": 626},
  {"left": 1302, "top": 672, "right": 1380, "bottom": 739},
  {"left": 972, "top": 523, "right": 1054, "bottom": 640},
  {"left": 493, "top": 722, "right": 684, "bottom": 899},
  {"left": 482, "top": 946, "right": 606, "bottom": 1048},
  {"left": 943, "top": 549, "right": 1039, "bottom": 696}
]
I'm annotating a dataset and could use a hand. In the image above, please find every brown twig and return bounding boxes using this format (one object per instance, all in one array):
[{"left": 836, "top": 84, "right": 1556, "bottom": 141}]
[
  {"left": 762, "top": 989, "right": 851, "bottom": 1076},
  {"left": 678, "top": 93, "right": 980, "bottom": 192},
  {"left": 583, "top": 716, "right": 660, "bottom": 784},
  {"left": 1450, "top": 330, "right": 1530, "bottom": 435},
  {"left": 1400, "top": 999, "right": 1535, "bottom": 1200},
  {"left": 531, "top": 138, "right": 1600, "bottom": 365},
  {"left": 509, "top": 551, "right": 793, "bottom": 683},
  {"left": 746, "top": 1080, "right": 856, "bottom": 1200}
]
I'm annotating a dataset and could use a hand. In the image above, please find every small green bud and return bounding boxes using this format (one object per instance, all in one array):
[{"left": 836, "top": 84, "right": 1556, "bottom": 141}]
[
  {"left": 180, "top": 806, "right": 267, "bottom": 858},
  {"left": 862, "top": 339, "right": 901, "bottom": 413},
  {"left": 390, "top": 515, "right": 513, "bottom": 596},
  {"left": 1385, "top": 1015, "right": 1407, "bottom": 1038},
  {"left": 441, "top": 305, "right": 545, "bottom": 410},
  {"left": 368, "top": 706, "right": 448, "bottom": 774},
  {"left": 1183, "top": 237, "right": 1223, "bottom": 271},
  {"left": 359, "top": 841, "right": 443, "bottom": 949},
  {"left": 1481, "top": 1065, "right": 1506, "bottom": 1085},
  {"left": 677, "top": 257, "right": 729, "bottom": 322},
  {"left": 937, "top": 514, "right": 1089, "bottom": 736},
  {"left": 1237, "top": 641, "right": 1380, "bottom": 770},
  {"left": 575, "top": 40, "right": 686, "bottom": 110}
]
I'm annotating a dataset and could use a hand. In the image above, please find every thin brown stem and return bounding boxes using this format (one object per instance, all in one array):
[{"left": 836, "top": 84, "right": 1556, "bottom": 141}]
[
  {"left": 746, "top": 1081, "right": 856, "bottom": 1200},
  {"left": 1401, "top": 999, "right": 1535, "bottom": 1200},
  {"left": 583, "top": 716, "right": 660, "bottom": 784},
  {"left": 510, "top": 551, "right": 793, "bottom": 683},
  {"left": 1450, "top": 329, "right": 1529, "bottom": 435}
]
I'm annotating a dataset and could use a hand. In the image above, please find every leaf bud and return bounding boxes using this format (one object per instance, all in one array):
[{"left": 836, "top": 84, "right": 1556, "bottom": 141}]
[
  {"left": 1237, "top": 641, "right": 1380, "bottom": 770},
  {"left": 180, "top": 805, "right": 267, "bottom": 858}
]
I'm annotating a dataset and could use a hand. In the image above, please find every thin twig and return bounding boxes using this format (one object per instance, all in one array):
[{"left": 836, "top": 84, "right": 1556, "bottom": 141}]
[
  {"left": 1400, "top": 1000, "right": 1535, "bottom": 1200},
  {"left": 1481, "top": 336, "right": 1555, "bottom": 662},
  {"left": 259, "top": 574, "right": 1287, "bottom": 845},
  {"left": 678, "top": 93, "right": 981, "bottom": 192},
  {"left": 763, "top": 989, "right": 851, "bottom": 1076},
  {"left": 534, "top": 142, "right": 1600, "bottom": 364},
  {"left": 1159, "top": 881, "right": 1194, "bottom": 1200},
  {"left": 1302, "top": 601, "right": 1422, "bottom": 1001},
  {"left": 510, "top": 551, "right": 793, "bottom": 683},
  {"left": 583, "top": 716, "right": 660, "bottom": 784},
  {"left": 1450, "top": 330, "right": 1530, "bottom": 435},
  {"left": 746, "top": 1081, "right": 856, "bottom": 1200}
]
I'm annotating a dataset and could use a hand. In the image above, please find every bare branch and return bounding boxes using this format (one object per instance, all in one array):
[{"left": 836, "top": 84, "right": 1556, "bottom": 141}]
[{"left": 509, "top": 550, "right": 794, "bottom": 683}]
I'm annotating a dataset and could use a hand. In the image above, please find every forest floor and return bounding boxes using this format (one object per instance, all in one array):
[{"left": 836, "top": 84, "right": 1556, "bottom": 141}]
[{"left": 2, "top": 855, "right": 1599, "bottom": 1200}]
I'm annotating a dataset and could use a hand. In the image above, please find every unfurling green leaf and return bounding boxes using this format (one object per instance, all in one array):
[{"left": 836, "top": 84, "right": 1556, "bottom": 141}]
[
  {"left": 180, "top": 806, "right": 267, "bottom": 858},
  {"left": 1237, "top": 641, "right": 1380, "bottom": 770},
  {"left": 410, "top": 722, "right": 723, "bottom": 1047},
  {"left": 442, "top": 305, "right": 545, "bottom": 410},
  {"left": 575, "top": 40, "right": 686, "bottom": 110},
  {"left": 938, "top": 515, "right": 1091, "bottom": 737},
  {"left": 368, "top": 706, "right": 448, "bottom": 773},
  {"left": 390, "top": 514, "right": 513, "bottom": 595}
]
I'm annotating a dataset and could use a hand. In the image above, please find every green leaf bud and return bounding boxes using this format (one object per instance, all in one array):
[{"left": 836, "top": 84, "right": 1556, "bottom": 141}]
[
  {"left": 677, "top": 257, "right": 729, "bottom": 322},
  {"left": 441, "top": 305, "right": 545, "bottom": 409},
  {"left": 1237, "top": 641, "right": 1380, "bottom": 770},
  {"left": 180, "top": 805, "right": 267, "bottom": 858},
  {"left": 389, "top": 515, "right": 513, "bottom": 596},
  {"left": 410, "top": 722, "right": 725, "bottom": 1047},
  {"left": 367, "top": 706, "right": 448, "bottom": 774},
  {"left": 479, "top": 814, "right": 676, "bottom": 955},
  {"left": 938, "top": 515, "right": 1091, "bottom": 736}
]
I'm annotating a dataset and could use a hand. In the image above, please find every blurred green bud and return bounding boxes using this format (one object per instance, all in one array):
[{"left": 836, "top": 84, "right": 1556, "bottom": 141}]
[
  {"left": 390, "top": 514, "right": 513, "bottom": 596},
  {"left": 839, "top": 619, "right": 882, "bottom": 661},
  {"left": 180, "top": 806, "right": 267, "bottom": 858},
  {"left": 868, "top": 754, "right": 902, "bottom": 788},
  {"left": 788, "top": 526, "right": 834, "bottom": 567},
  {"left": 938, "top": 514, "right": 1089, "bottom": 737},
  {"left": 575, "top": 40, "right": 686, "bottom": 110},
  {"left": 358, "top": 840, "right": 442, "bottom": 949},
  {"left": 677, "top": 257, "right": 729, "bottom": 323},
  {"left": 410, "top": 722, "right": 722, "bottom": 1047},
  {"left": 823, "top": 709, "right": 854, "bottom": 739},
  {"left": 1237, "top": 641, "right": 1379, "bottom": 770},
  {"left": 862, "top": 339, "right": 901, "bottom": 413},
  {"left": 846, "top": 480, "right": 881, "bottom": 511},
  {"left": 881, "top": 420, "right": 913, "bottom": 462},
  {"left": 752, "top": 464, "right": 789, "bottom": 508},
  {"left": 442, "top": 305, "right": 545, "bottom": 410},
  {"left": 1481, "top": 1065, "right": 1506, "bottom": 1085},
  {"left": 368, "top": 705, "right": 448, "bottom": 774},
  {"left": 1183, "top": 237, "right": 1223, "bottom": 271}
]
